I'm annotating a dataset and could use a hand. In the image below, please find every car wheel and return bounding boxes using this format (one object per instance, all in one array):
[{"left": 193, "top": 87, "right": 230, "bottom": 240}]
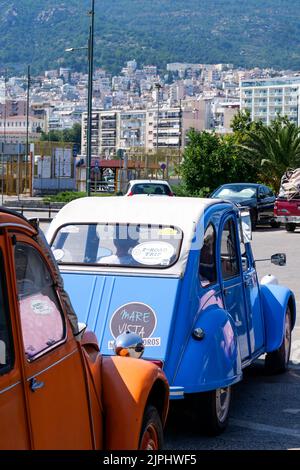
[
  {"left": 286, "top": 223, "right": 296, "bottom": 232},
  {"left": 189, "top": 386, "right": 231, "bottom": 435},
  {"left": 250, "top": 211, "right": 257, "bottom": 230},
  {"left": 265, "top": 306, "right": 292, "bottom": 374},
  {"left": 139, "top": 405, "right": 163, "bottom": 450},
  {"left": 270, "top": 220, "right": 281, "bottom": 228}
]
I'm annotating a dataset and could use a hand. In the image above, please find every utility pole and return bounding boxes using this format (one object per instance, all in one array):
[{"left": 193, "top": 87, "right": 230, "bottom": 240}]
[
  {"left": 86, "top": 0, "right": 95, "bottom": 197},
  {"left": 25, "top": 65, "right": 30, "bottom": 194},
  {"left": 155, "top": 83, "right": 162, "bottom": 153}
]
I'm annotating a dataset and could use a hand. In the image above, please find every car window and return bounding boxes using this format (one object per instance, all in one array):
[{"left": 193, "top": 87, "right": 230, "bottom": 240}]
[
  {"left": 199, "top": 224, "right": 217, "bottom": 287},
  {"left": 131, "top": 183, "right": 171, "bottom": 195},
  {"left": 0, "top": 250, "right": 14, "bottom": 374},
  {"left": 214, "top": 186, "right": 256, "bottom": 199},
  {"left": 14, "top": 243, "right": 65, "bottom": 360},
  {"left": 52, "top": 223, "right": 182, "bottom": 269},
  {"left": 220, "top": 218, "right": 240, "bottom": 280}
]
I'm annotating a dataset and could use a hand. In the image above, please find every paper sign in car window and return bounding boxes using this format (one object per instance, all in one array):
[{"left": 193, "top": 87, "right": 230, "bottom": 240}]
[{"left": 132, "top": 241, "right": 175, "bottom": 266}]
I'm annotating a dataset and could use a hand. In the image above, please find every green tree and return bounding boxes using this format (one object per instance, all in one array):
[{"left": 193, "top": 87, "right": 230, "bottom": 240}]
[
  {"left": 180, "top": 129, "right": 258, "bottom": 195},
  {"left": 241, "top": 117, "right": 300, "bottom": 190},
  {"left": 40, "top": 124, "right": 81, "bottom": 147}
]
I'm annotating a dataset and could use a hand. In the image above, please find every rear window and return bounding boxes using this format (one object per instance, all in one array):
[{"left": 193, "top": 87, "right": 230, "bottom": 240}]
[
  {"left": 51, "top": 223, "right": 182, "bottom": 268},
  {"left": 131, "top": 183, "right": 171, "bottom": 195}
]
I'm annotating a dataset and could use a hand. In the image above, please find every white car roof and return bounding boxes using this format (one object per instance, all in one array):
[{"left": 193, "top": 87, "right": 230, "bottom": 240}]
[
  {"left": 47, "top": 196, "right": 220, "bottom": 277},
  {"left": 128, "top": 180, "right": 171, "bottom": 186}
]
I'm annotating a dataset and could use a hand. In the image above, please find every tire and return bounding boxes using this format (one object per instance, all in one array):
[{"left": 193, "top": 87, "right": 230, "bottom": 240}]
[
  {"left": 251, "top": 211, "right": 257, "bottom": 230},
  {"left": 189, "top": 386, "right": 231, "bottom": 435},
  {"left": 265, "top": 306, "right": 292, "bottom": 374},
  {"left": 139, "top": 405, "right": 163, "bottom": 450},
  {"left": 270, "top": 220, "right": 281, "bottom": 228},
  {"left": 286, "top": 223, "right": 296, "bottom": 232}
]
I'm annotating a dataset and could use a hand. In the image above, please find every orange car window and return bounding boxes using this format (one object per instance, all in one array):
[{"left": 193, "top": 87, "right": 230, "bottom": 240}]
[{"left": 14, "top": 243, "right": 65, "bottom": 360}]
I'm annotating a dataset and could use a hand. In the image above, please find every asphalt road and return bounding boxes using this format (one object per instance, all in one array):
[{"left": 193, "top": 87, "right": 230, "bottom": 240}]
[{"left": 165, "top": 226, "right": 300, "bottom": 450}]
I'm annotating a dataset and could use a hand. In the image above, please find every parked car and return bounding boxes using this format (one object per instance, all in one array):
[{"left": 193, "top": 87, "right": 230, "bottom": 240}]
[
  {"left": 275, "top": 168, "right": 300, "bottom": 232},
  {"left": 210, "top": 183, "right": 279, "bottom": 229},
  {"left": 125, "top": 180, "right": 174, "bottom": 196},
  {"left": 47, "top": 196, "right": 296, "bottom": 435},
  {"left": 0, "top": 207, "right": 169, "bottom": 450}
]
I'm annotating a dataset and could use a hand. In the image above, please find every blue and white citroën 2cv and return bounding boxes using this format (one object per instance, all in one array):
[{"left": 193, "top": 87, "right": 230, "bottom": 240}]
[{"left": 47, "top": 196, "right": 296, "bottom": 434}]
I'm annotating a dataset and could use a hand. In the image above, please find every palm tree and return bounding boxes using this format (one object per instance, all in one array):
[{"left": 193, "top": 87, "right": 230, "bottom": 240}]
[{"left": 241, "top": 118, "right": 300, "bottom": 191}]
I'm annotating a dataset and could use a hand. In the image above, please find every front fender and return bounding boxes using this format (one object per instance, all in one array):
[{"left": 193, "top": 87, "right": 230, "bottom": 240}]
[
  {"left": 260, "top": 284, "right": 296, "bottom": 353},
  {"left": 172, "top": 307, "right": 242, "bottom": 393},
  {"left": 101, "top": 356, "right": 168, "bottom": 450}
]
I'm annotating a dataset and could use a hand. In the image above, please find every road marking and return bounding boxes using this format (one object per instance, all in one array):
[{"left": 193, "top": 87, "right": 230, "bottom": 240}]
[{"left": 230, "top": 419, "right": 300, "bottom": 438}]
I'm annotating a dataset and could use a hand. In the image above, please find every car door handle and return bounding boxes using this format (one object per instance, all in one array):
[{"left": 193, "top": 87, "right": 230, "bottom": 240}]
[
  {"left": 30, "top": 377, "right": 45, "bottom": 392},
  {"left": 223, "top": 288, "right": 231, "bottom": 296}
]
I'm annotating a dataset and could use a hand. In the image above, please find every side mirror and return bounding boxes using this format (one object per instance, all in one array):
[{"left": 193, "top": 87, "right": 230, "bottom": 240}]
[
  {"left": 271, "top": 253, "right": 286, "bottom": 266},
  {"left": 114, "top": 331, "right": 145, "bottom": 358},
  {"left": 239, "top": 209, "right": 252, "bottom": 243}
]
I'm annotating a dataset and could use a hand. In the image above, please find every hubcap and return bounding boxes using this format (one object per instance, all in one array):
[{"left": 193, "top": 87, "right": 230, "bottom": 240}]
[
  {"left": 140, "top": 423, "right": 159, "bottom": 450},
  {"left": 216, "top": 387, "right": 231, "bottom": 423}
]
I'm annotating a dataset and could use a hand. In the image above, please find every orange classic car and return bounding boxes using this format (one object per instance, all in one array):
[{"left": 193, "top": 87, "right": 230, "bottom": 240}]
[{"left": 0, "top": 208, "right": 169, "bottom": 450}]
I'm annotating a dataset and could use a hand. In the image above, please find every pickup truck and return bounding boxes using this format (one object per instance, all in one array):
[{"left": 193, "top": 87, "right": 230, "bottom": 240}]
[
  {"left": 0, "top": 207, "right": 169, "bottom": 450},
  {"left": 275, "top": 198, "right": 300, "bottom": 232}
]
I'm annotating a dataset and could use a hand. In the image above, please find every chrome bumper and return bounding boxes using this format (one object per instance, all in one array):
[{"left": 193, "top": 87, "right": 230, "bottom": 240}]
[{"left": 276, "top": 216, "right": 300, "bottom": 224}]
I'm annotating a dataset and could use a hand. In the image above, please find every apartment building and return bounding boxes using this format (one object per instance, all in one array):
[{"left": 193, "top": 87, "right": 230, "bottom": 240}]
[
  {"left": 240, "top": 77, "right": 300, "bottom": 125},
  {"left": 0, "top": 115, "right": 45, "bottom": 144},
  {"left": 81, "top": 102, "right": 212, "bottom": 159}
]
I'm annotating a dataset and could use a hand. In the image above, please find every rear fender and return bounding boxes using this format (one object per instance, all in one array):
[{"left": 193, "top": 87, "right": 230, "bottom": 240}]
[
  {"left": 101, "top": 356, "right": 169, "bottom": 450},
  {"left": 173, "top": 307, "right": 242, "bottom": 393},
  {"left": 260, "top": 284, "right": 296, "bottom": 353}
]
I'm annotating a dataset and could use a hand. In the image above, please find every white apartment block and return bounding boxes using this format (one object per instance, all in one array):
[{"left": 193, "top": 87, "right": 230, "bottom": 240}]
[
  {"left": 240, "top": 77, "right": 300, "bottom": 125},
  {"left": 0, "top": 115, "right": 46, "bottom": 144},
  {"left": 81, "top": 102, "right": 211, "bottom": 158}
]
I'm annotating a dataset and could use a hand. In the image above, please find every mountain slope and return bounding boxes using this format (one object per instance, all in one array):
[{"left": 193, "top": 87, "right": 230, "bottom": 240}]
[{"left": 0, "top": 0, "right": 300, "bottom": 74}]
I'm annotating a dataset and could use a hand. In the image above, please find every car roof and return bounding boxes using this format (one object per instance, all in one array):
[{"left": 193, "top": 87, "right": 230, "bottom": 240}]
[
  {"left": 217, "top": 183, "right": 260, "bottom": 188},
  {"left": 129, "top": 180, "right": 171, "bottom": 185},
  {"left": 0, "top": 206, "right": 36, "bottom": 234},
  {"left": 47, "top": 196, "right": 223, "bottom": 277}
]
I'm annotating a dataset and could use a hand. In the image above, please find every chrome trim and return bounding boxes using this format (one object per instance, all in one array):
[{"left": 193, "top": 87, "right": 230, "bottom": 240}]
[
  {"left": 276, "top": 216, "right": 300, "bottom": 223},
  {"left": 0, "top": 381, "right": 21, "bottom": 395},
  {"left": 26, "top": 349, "right": 78, "bottom": 381},
  {"left": 170, "top": 390, "right": 184, "bottom": 396}
]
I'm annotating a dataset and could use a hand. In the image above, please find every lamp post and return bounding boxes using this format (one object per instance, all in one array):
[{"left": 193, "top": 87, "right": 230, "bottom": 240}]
[
  {"left": 154, "top": 83, "right": 162, "bottom": 153},
  {"left": 65, "top": 0, "right": 95, "bottom": 196}
]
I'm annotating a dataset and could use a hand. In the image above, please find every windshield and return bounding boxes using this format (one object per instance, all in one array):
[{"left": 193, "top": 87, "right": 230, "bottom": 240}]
[
  {"left": 213, "top": 185, "right": 257, "bottom": 199},
  {"left": 51, "top": 223, "right": 182, "bottom": 268}
]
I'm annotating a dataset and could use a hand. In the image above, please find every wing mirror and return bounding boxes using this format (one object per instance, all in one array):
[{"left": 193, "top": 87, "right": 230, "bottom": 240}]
[
  {"left": 239, "top": 209, "right": 252, "bottom": 243},
  {"left": 114, "top": 331, "right": 145, "bottom": 359},
  {"left": 271, "top": 253, "right": 286, "bottom": 266}
]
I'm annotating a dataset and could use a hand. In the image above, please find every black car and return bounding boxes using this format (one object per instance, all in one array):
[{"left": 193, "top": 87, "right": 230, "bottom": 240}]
[{"left": 210, "top": 183, "right": 279, "bottom": 229}]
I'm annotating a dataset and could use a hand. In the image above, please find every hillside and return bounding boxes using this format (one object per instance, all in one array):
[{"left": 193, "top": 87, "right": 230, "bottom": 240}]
[{"left": 1, "top": 0, "right": 300, "bottom": 74}]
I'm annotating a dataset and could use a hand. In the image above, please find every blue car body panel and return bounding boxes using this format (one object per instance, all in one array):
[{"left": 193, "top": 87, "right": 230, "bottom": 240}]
[{"left": 260, "top": 283, "right": 296, "bottom": 352}]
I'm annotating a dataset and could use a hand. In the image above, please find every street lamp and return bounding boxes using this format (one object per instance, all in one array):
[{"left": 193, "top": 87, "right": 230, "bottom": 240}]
[
  {"left": 154, "top": 83, "right": 162, "bottom": 153},
  {"left": 65, "top": 0, "right": 95, "bottom": 196}
]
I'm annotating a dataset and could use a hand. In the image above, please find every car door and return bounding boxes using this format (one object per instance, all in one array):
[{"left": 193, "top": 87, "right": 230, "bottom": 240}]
[
  {"left": 0, "top": 237, "right": 30, "bottom": 449},
  {"left": 257, "top": 186, "right": 275, "bottom": 223},
  {"left": 240, "top": 241, "right": 265, "bottom": 355},
  {"left": 219, "top": 215, "right": 250, "bottom": 361},
  {"left": 11, "top": 235, "right": 95, "bottom": 450}
]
